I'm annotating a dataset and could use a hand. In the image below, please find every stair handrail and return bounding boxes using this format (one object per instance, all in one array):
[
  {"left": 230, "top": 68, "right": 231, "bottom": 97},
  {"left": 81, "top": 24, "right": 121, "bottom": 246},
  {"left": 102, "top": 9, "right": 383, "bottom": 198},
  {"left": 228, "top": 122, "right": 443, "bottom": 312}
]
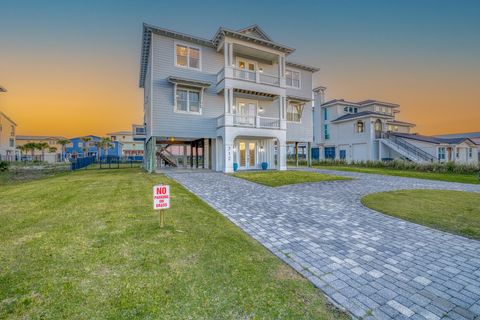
[{"left": 383, "top": 132, "right": 436, "bottom": 162}]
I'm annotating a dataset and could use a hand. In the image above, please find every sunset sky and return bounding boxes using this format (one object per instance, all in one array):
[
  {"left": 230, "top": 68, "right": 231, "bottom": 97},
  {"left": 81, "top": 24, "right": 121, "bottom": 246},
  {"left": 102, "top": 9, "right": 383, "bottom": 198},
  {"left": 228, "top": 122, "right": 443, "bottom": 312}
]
[{"left": 0, "top": 0, "right": 479, "bottom": 137}]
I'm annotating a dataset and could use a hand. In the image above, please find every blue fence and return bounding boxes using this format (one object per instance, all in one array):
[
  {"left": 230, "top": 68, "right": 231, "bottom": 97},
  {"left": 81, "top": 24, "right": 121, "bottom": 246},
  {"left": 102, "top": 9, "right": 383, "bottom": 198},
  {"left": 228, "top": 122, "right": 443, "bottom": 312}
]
[{"left": 71, "top": 156, "right": 95, "bottom": 170}]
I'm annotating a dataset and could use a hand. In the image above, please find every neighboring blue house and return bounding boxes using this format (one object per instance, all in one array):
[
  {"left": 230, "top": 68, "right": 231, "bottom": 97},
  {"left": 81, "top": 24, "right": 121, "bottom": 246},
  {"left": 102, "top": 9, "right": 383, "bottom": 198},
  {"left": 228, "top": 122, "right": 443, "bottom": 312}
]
[{"left": 65, "top": 135, "right": 122, "bottom": 159}]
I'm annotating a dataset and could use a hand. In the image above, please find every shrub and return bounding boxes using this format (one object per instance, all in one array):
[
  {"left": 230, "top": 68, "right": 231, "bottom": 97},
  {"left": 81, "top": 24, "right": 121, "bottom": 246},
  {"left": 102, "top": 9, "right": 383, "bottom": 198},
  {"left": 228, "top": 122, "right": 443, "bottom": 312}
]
[
  {"left": 0, "top": 161, "right": 10, "bottom": 172},
  {"left": 313, "top": 159, "right": 479, "bottom": 175}
]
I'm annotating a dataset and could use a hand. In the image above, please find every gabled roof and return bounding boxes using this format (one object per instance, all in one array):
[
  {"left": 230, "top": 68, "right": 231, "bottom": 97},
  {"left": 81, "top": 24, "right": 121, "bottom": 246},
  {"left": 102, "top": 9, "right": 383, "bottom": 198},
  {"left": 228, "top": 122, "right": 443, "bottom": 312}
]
[
  {"left": 236, "top": 25, "right": 272, "bottom": 41},
  {"left": 394, "top": 133, "right": 477, "bottom": 145},
  {"left": 331, "top": 111, "right": 393, "bottom": 123},
  {"left": 212, "top": 27, "right": 295, "bottom": 54},
  {"left": 140, "top": 23, "right": 298, "bottom": 87}
]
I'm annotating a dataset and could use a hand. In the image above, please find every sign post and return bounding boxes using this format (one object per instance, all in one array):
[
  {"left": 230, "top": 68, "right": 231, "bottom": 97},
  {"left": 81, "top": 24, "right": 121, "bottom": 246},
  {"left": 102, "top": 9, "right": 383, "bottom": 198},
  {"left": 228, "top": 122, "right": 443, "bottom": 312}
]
[{"left": 153, "top": 184, "right": 170, "bottom": 228}]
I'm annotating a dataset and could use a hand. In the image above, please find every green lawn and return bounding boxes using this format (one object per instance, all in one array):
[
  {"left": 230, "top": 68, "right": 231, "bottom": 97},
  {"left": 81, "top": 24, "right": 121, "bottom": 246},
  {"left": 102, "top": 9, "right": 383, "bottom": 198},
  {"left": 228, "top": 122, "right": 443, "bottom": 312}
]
[
  {"left": 362, "top": 189, "right": 480, "bottom": 239},
  {"left": 232, "top": 170, "right": 350, "bottom": 187},
  {"left": 0, "top": 169, "right": 347, "bottom": 319},
  {"left": 314, "top": 165, "right": 479, "bottom": 184}
]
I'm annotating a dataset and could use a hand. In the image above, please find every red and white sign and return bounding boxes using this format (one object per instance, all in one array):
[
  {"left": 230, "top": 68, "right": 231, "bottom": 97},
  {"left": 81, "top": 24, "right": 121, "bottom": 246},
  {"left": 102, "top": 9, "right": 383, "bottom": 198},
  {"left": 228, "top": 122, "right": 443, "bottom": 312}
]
[{"left": 153, "top": 185, "right": 170, "bottom": 210}]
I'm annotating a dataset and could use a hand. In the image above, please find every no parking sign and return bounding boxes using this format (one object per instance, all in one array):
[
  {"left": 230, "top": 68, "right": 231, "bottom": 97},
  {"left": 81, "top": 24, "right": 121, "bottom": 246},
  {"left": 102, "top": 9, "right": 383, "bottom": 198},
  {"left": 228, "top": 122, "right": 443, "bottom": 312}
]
[
  {"left": 153, "top": 185, "right": 170, "bottom": 227},
  {"left": 153, "top": 185, "right": 170, "bottom": 209}
]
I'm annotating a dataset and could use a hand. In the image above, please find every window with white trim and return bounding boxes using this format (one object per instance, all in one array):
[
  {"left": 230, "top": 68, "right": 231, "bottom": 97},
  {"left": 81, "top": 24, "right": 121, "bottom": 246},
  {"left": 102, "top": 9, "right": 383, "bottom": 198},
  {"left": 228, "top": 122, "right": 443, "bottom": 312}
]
[
  {"left": 438, "top": 147, "right": 446, "bottom": 160},
  {"left": 287, "top": 103, "right": 301, "bottom": 122},
  {"left": 175, "top": 44, "right": 200, "bottom": 70},
  {"left": 175, "top": 87, "right": 201, "bottom": 113},
  {"left": 468, "top": 148, "right": 473, "bottom": 158},
  {"left": 285, "top": 69, "right": 300, "bottom": 88}
]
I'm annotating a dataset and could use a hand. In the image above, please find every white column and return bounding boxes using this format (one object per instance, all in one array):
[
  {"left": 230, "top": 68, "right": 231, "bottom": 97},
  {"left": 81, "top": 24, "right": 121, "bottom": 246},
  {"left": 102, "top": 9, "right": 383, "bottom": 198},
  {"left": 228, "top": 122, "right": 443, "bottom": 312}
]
[
  {"left": 228, "top": 43, "right": 233, "bottom": 67},
  {"left": 223, "top": 134, "right": 234, "bottom": 173},
  {"left": 224, "top": 88, "right": 230, "bottom": 114},
  {"left": 224, "top": 41, "right": 229, "bottom": 67},
  {"left": 278, "top": 135, "right": 287, "bottom": 171}
]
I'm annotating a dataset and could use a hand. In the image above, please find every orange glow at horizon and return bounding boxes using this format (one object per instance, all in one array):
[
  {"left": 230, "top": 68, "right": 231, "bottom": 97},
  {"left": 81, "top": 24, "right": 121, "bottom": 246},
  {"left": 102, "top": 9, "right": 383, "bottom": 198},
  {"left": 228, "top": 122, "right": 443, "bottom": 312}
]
[{"left": 1, "top": 47, "right": 479, "bottom": 138}]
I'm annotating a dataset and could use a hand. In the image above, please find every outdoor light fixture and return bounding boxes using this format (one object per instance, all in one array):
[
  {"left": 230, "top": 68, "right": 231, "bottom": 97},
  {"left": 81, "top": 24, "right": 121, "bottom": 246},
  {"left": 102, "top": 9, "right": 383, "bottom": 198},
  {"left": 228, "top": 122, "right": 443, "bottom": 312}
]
[
  {"left": 259, "top": 106, "right": 264, "bottom": 113},
  {"left": 260, "top": 146, "right": 264, "bottom": 152}
]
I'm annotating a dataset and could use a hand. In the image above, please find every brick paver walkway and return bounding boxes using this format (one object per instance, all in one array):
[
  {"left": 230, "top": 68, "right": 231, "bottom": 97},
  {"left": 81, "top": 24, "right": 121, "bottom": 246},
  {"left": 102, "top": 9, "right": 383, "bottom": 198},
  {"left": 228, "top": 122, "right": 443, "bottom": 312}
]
[{"left": 167, "top": 168, "right": 480, "bottom": 319}]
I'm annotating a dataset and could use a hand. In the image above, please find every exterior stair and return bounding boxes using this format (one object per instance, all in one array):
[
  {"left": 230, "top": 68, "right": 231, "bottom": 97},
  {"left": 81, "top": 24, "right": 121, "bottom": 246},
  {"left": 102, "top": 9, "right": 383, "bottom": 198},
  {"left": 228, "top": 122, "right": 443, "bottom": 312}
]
[
  {"left": 380, "top": 133, "right": 436, "bottom": 163},
  {"left": 158, "top": 145, "right": 177, "bottom": 167}
]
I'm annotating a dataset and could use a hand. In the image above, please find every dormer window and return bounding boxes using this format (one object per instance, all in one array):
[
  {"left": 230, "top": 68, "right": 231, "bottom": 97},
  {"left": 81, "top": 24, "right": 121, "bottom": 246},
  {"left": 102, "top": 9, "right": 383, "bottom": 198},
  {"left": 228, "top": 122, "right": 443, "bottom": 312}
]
[
  {"left": 286, "top": 69, "right": 300, "bottom": 88},
  {"left": 175, "top": 43, "right": 200, "bottom": 70},
  {"left": 343, "top": 107, "right": 358, "bottom": 114}
]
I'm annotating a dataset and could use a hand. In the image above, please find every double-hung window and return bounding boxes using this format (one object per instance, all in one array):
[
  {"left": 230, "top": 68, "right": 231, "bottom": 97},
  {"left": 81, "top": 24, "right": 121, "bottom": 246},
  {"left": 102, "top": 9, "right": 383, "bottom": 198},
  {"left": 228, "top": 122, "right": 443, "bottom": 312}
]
[
  {"left": 176, "top": 88, "right": 201, "bottom": 114},
  {"left": 175, "top": 44, "right": 200, "bottom": 70},
  {"left": 468, "top": 148, "right": 473, "bottom": 158},
  {"left": 438, "top": 147, "right": 446, "bottom": 161},
  {"left": 285, "top": 69, "right": 300, "bottom": 88},
  {"left": 287, "top": 103, "right": 301, "bottom": 122}
]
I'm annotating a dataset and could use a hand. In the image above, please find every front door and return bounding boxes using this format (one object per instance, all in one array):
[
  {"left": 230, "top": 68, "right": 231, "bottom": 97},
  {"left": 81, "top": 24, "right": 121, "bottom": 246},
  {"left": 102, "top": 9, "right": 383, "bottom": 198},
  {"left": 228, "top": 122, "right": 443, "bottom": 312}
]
[
  {"left": 237, "top": 101, "right": 257, "bottom": 126},
  {"left": 238, "top": 141, "right": 256, "bottom": 170}
]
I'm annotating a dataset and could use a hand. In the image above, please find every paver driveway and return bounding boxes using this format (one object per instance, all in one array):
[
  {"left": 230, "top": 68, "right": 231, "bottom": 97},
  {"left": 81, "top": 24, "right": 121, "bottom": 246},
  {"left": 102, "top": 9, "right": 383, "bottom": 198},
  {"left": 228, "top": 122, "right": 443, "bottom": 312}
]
[{"left": 166, "top": 168, "right": 480, "bottom": 319}]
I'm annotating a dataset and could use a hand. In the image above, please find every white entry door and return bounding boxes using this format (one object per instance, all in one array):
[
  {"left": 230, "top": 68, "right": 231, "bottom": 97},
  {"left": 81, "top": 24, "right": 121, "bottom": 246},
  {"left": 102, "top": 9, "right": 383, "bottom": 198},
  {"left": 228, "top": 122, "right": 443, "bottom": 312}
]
[
  {"left": 237, "top": 101, "right": 257, "bottom": 126},
  {"left": 238, "top": 141, "right": 256, "bottom": 170}
]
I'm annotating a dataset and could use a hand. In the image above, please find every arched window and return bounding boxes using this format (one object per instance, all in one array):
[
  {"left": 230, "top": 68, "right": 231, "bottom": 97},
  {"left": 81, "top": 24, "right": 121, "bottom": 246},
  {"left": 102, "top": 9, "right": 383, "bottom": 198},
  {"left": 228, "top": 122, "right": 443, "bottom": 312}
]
[{"left": 356, "top": 121, "right": 364, "bottom": 133}]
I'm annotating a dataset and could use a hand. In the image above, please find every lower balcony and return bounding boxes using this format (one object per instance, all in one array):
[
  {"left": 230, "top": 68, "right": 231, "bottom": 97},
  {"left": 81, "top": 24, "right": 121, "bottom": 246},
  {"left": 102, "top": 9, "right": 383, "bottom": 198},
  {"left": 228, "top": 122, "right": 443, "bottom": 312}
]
[{"left": 217, "top": 114, "right": 285, "bottom": 130}]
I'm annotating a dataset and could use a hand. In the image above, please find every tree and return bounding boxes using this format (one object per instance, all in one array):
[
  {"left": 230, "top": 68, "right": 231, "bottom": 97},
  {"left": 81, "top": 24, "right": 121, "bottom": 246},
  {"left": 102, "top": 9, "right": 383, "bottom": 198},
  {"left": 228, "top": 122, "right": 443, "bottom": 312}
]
[
  {"left": 23, "top": 142, "right": 37, "bottom": 161},
  {"left": 101, "top": 137, "right": 113, "bottom": 159},
  {"left": 57, "top": 139, "right": 70, "bottom": 161},
  {"left": 37, "top": 142, "right": 49, "bottom": 162},
  {"left": 93, "top": 140, "right": 103, "bottom": 161},
  {"left": 80, "top": 137, "right": 92, "bottom": 157}
]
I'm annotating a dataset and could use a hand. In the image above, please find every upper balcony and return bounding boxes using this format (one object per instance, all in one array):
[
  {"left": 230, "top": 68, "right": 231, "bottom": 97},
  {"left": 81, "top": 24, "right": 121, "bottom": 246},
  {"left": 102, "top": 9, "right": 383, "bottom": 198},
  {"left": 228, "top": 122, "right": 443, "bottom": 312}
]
[
  {"left": 217, "top": 113, "right": 286, "bottom": 131},
  {"left": 216, "top": 66, "right": 285, "bottom": 96}
]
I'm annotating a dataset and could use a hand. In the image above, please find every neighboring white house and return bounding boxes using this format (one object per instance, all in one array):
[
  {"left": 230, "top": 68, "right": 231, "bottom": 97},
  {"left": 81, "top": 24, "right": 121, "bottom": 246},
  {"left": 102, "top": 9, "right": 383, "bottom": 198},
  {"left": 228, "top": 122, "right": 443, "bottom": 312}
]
[
  {"left": 0, "top": 111, "right": 17, "bottom": 161},
  {"left": 107, "top": 130, "right": 144, "bottom": 158},
  {"left": 16, "top": 135, "right": 66, "bottom": 163},
  {"left": 139, "top": 24, "right": 318, "bottom": 172},
  {"left": 435, "top": 132, "right": 480, "bottom": 161},
  {"left": 312, "top": 88, "right": 478, "bottom": 164}
]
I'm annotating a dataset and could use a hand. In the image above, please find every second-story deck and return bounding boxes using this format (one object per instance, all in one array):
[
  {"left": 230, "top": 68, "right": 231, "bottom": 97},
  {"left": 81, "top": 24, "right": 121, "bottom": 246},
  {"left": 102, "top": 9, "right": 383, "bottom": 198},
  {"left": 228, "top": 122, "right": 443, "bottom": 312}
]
[
  {"left": 216, "top": 114, "right": 286, "bottom": 130},
  {"left": 216, "top": 66, "right": 286, "bottom": 97}
]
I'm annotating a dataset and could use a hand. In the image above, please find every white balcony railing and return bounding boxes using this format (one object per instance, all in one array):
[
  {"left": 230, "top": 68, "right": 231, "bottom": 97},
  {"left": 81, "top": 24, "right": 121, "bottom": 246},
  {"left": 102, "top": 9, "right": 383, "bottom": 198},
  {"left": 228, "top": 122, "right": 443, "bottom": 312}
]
[
  {"left": 216, "top": 67, "right": 283, "bottom": 87},
  {"left": 217, "top": 114, "right": 282, "bottom": 129}
]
